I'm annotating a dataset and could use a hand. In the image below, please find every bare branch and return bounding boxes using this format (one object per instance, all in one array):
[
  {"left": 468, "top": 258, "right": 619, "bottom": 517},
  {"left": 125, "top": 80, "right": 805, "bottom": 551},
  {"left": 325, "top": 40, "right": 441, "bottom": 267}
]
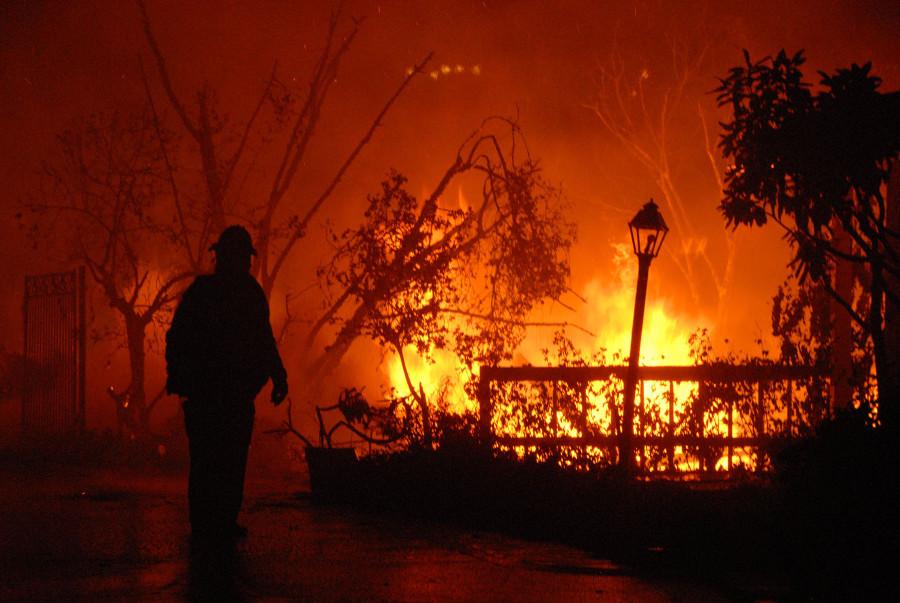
[
  {"left": 266, "top": 52, "right": 433, "bottom": 291},
  {"left": 139, "top": 57, "right": 196, "bottom": 268},
  {"left": 222, "top": 62, "right": 278, "bottom": 195},
  {"left": 142, "top": 270, "right": 193, "bottom": 323},
  {"left": 137, "top": 0, "right": 199, "bottom": 138},
  {"left": 438, "top": 308, "right": 596, "bottom": 337},
  {"left": 145, "top": 385, "right": 169, "bottom": 414},
  {"left": 265, "top": 398, "right": 316, "bottom": 448}
]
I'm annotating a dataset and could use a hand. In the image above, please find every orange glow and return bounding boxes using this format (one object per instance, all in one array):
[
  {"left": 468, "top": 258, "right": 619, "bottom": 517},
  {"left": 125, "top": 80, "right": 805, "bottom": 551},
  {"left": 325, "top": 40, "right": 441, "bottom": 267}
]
[
  {"left": 384, "top": 240, "right": 701, "bottom": 444},
  {"left": 386, "top": 242, "right": 698, "bottom": 394},
  {"left": 380, "top": 239, "right": 791, "bottom": 473},
  {"left": 386, "top": 347, "right": 476, "bottom": 413},
  {"left": 576, "top": 243, "right": 696, "bottom": 366}
]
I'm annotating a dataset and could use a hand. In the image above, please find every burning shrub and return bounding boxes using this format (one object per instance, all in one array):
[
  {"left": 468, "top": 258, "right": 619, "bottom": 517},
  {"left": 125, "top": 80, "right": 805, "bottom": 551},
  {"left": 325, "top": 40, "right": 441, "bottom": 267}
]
[{"left": 308, "top": 118, "right": 576, "bottom": 446}]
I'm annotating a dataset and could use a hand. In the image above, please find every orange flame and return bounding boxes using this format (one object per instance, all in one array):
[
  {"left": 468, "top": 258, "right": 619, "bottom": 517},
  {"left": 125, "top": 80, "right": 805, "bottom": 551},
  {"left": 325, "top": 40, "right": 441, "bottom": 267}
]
[
  {"left": 383, "top": 240, "right": 769, "bottom": 472},
  {"left": 385, "top": 242, "right": 701, "bottom": 410}
]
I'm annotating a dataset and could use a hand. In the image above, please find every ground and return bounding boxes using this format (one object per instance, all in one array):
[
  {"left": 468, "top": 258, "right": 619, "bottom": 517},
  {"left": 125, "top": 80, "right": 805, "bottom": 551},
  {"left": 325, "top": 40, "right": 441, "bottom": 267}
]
[{"left": 0, "top": 460, "right": 731, "bottom": 602}]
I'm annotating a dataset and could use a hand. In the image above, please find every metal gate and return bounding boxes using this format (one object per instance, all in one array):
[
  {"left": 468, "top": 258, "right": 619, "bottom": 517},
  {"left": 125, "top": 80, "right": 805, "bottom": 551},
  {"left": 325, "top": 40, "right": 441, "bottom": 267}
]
[{"left": 22, "top": 267, "right": 86, "bottom": 436}]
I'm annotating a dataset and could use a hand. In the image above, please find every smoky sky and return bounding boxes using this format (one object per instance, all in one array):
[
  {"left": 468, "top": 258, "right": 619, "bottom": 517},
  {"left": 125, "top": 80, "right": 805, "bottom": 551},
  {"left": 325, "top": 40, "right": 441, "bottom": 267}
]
[{"left": 1, "top": 0, "right": 898, "bottom": 426}]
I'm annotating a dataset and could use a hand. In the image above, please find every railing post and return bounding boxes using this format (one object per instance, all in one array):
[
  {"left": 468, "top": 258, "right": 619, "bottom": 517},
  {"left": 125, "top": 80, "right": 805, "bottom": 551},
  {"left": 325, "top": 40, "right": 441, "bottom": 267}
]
[
  {"left": 756, "top": 380, "right": 765, "bottom": 471},
  {"left": 786, "top": 379, "right": 793, "bottom": 438},
  {"left": 21, "top": 276, "right": 28, "bottom": 437},
  {"left": 477, "top": 369, "right": 493, "bottom": 447},
  {"left": 727, "top": 397, "right": 733, "bottom": 472},
  {"left": 699, "top": 381, "right": 708, "bottom": 474},
  {"left": 551, "top": 381, "right": 559, "bottom": 460},
  {"left": 638, "top": 379, "right": 645, "bottom": 471},
  {"left": 580, "top": 383, "right": 589, "bottom": 436},
  {"left": 77, "top": 266, "right": 86, "bottom": 433},
  {"left": 667, "top": 380, "right": 675, "bottom": 474},
  {"left": 610, "top": 379, "right": 620, "bottom": 465}
]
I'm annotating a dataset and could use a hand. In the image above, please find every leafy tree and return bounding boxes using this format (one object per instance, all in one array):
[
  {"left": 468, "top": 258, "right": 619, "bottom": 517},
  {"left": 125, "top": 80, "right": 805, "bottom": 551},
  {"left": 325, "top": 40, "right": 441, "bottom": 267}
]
[
  {"left": 312, "top": 120, "right": 577, "bottom": 445},
  {"left": 716, "top": 50, "right": 900, "bottom": 427},
  {"left": 771, "top": 276, "right": 876, "bottom": 412}
]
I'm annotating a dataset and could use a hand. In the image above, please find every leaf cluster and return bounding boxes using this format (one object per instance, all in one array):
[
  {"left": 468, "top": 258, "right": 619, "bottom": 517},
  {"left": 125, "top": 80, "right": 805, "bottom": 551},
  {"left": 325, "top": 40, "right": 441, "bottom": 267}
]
[
  {"left": 321, "top": 122, "right": 576, "bottom": 373},
  {"left": 716, "top": 50, "right": 900, "bottom": 285}
]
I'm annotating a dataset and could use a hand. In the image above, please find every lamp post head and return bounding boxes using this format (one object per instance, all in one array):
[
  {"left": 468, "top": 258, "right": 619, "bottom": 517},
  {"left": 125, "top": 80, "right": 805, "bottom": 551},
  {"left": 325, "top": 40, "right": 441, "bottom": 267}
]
[{"left": 628, "top": 199, "right": 669, "bottom": 258}]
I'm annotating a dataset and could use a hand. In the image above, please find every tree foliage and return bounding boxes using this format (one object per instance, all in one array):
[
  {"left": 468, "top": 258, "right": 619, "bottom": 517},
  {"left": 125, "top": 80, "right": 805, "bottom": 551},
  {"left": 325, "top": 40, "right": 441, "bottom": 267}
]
[
  {"left": 717, "top": 51, "right": 899, "bottom": 280},
  {"left": 313, "top": 120, "right": 577, "bottom": 444},
  {"left": 716, "top": 50, "right": 900, "bottom": 425}
]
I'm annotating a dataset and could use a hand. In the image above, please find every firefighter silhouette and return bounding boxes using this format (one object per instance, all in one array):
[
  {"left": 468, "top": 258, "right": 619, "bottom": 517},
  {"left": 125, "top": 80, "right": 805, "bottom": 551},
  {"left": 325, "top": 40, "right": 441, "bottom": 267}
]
[{"left": 166, "top": 225, "right": 288, "bottom": 539}]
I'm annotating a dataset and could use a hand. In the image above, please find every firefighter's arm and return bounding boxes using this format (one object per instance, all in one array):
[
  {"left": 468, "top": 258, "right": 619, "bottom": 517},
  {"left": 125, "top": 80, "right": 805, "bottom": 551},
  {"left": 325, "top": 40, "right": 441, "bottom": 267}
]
[
  {"left": 165, "top": 280, "right": 200, "bottom": 396},
  {"left": 258, "top": 285, "right": 288, "bottom": 405}
]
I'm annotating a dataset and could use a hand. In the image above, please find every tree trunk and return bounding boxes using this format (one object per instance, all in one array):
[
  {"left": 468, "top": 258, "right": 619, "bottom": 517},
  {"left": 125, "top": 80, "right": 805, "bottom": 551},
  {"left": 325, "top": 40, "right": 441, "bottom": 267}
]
[
  {"left": 882, "top": 161, "right": 900, "bottom": 430},
  {"left": 870, "top": 265, "right": 897, "bottom": 430},
  {"left": 125, "top": 317, "right": 150, "bottom": 436},
  {"left": 417, "top": 384, "right": 433, "bottom": 448},
  {"left": 830, "top": 225, "right": 854, "bottom": 411},
  {"left": 304, "top": 303, "right": 370, "bottom": 382},
  {"left": 197, "top": 91, "right": 227, "bottom": 237}
]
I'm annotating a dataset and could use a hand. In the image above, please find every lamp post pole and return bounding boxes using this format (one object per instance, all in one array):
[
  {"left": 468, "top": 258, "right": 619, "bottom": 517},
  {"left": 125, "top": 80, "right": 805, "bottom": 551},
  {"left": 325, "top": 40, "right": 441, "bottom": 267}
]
[
  {"left": 621, "top": 252, "right": 652, "bottom": 473},
  {"left": 620, "top": 199, "right": 667, "bottom": 475}
]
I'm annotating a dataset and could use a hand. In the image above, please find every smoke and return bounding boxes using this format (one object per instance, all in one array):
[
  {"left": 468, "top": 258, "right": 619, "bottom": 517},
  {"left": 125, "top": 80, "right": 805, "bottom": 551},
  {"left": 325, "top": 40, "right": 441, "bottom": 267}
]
[{"left": 1, "top": 0, "right": 898, "bottom": 435}]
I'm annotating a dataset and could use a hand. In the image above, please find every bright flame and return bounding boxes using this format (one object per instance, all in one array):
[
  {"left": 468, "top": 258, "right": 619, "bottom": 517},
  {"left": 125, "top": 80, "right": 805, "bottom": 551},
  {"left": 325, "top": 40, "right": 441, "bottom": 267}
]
[
  {"left": 457, "top": 186, "right": 469, "bottom": 212},
  {"left": 387, "top": 347, "right": 475, "bottom": 413},
  {"left": 384, "top": 241, "right": 701, "bottom": 411},
  {"left": 379, "top": 239, "right": 793, "bottom": 473},
  {"left": 577, "top": 243, "right": 695, "bottom": 365}
]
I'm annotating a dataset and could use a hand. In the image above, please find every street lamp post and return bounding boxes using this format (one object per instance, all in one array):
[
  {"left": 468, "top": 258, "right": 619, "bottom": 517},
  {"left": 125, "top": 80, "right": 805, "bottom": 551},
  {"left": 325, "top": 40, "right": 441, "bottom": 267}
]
[{"left": 621, "top": 200, "right": 668, "bottom": 473}]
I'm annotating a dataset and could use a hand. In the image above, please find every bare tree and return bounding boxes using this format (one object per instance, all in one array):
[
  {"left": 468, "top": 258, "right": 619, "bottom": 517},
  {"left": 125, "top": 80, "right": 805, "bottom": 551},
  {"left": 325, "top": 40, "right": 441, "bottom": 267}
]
[
  {"left": 138, "top": 0, "right": 430, "bottom": 304},
  {"left": 19, "top": 1, "right": 432, "bottom": 438},
  {"left": 22, "top": 110, "right": 194, "bottom": 435},
  {"left": 586, "top": 20, "right": 738, "bottom": 323}
]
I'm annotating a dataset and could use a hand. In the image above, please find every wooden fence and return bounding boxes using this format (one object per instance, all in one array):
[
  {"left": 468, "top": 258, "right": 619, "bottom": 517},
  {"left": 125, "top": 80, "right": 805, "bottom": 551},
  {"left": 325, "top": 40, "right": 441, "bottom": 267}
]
[{"left": 476, "top": 364, "right": 827, "bottom": 473}]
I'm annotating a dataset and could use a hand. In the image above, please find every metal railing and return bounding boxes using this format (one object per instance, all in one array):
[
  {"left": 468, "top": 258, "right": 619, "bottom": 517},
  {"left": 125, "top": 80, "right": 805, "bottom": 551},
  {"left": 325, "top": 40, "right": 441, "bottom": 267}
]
[{"left": 22, "top": 267, "right": 86, "bottom": 436}]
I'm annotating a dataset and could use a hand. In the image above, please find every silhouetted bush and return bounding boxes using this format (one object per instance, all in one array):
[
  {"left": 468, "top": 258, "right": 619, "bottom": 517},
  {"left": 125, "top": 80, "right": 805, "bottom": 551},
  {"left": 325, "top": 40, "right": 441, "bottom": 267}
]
[
  {"left": 302, "top": 405, "right": 898, "bottom": 600},
  {"left": 773, "top": 409, "right": 898, "bottom": 599}
]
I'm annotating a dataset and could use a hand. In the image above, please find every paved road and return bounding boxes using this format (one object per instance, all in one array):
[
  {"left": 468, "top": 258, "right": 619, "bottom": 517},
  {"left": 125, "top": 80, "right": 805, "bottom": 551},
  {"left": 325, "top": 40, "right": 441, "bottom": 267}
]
[{"left": 0, "top": 465, "right": 728, "bottom": 602}]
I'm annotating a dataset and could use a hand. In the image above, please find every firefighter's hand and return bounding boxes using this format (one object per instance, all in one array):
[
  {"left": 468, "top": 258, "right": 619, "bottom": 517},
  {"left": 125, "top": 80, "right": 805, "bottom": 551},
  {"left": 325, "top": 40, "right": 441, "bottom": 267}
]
[{"left": 271, "top": 379, "right": 288, "bottom": 406}]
